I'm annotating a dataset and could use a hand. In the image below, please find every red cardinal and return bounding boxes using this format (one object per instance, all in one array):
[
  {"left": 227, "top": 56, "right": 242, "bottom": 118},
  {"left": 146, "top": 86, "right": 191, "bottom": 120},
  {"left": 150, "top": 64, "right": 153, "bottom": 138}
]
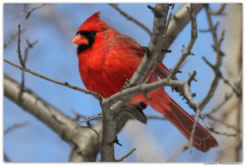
[{"left": 73, "top": 12, "right": 218, "bottom": 152}]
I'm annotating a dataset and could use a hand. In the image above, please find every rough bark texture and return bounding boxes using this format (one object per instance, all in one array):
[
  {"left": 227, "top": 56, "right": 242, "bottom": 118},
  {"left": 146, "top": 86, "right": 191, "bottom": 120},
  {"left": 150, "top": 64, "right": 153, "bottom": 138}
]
[{"left": 4, "top": 74, "right": 129, "bottom": 161}]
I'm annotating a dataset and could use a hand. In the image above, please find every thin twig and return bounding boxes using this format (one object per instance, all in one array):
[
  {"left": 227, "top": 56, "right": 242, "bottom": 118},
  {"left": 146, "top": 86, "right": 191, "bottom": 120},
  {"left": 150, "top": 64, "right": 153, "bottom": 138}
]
[
  {"left": 80, "top": 114, "right": 103, "bottom": 123},
  {"left": 220, "top": 73, "right": 242, "bottom": 97},
  {"left": 167, "top": 141, "right": 189, "bottom": 162},
  {"left": 17, "top": 24, "right": 25, "bottom": 68},
  {"left": 187, "top": 71, "right": 197, "bottom": 86},
  {"left": 205, "top": 114, "right": 241, "bottom": 133},
  {"left": 208, "top": 4, "right": 226, "bottom": 15},
  {"left": 147, "top": 5, "right": 163, "bottom": 17},
  {"left": 4, "top": 29, "right": 25, "bottom": 49},
  {"left": 109, "top": 3, "right": 152, "bottom": 36},
  {"left": 144, "top": 61, "right": 158, "bottom": 84},
  {"left": 24, "top": 39, "right": 38, "bottom": 63},
  {"left": 203, "top": 92, "right": 234, "bottom": 115},
  {"left": 116, "top": 148, "right": 136, "bottom": 162},
  {"left": 201, "top": 118, "right": 236, "bottom": 137},
  {"left": 199, "top": 21, "right": 219, "bottom": 33},
  {"left": 15, "top": 4, "right": 46, "bottom": 19},
  {"left": 163, "top": 4, "right": 175, "bottom": 38},
  {"left": 18, "top": 39, "right": 38, "bottom": 102},
  {"left": 199, "top": 6, "right": 225, "bottom": 111},
  {"left": 168, "top": 5, "right": 197, "bottom": 79},
  {"left": 147, "top": 115, "right": 166, "bottom": 120},
  {"left": 188, "top": 4, "right": 226, "bottom": 152},
  {"left": 4, "top": 122, "right": 28, "bottom": 135},
  {"left": 4, "top": 59, "right": 103, "bottom": 100},
  {"left": 71, "top": 109, "right": 87, "bottom": 121},
  {"left": 188, "top": 107, "right": 200, "bottom": 153},
  {"left": 218, "top": 29, "right": 225, "bottom": 46}
]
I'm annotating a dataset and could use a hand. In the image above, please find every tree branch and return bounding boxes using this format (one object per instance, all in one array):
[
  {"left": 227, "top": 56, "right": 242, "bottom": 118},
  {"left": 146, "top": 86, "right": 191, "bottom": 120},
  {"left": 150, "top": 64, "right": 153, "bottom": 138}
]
[
  {"left": 4, "top": 74, "right": 100, "bottom": 161},
  {"left": 163, "top": 4, "right": 203, "bottom": 54},
  {"left": 4, "top": 74, "right": 132, "bottom": 161},
  {"left": 4, "top": 59, "right": 102, "bottom": 100},
  {"left": 15, "top": 4, "right": 47, "bottom": 19},
  {"left": 208, "top": 4, "right": 226, "bottom": 15},
  {"left": 5, "top": 4, "right": 210, "bottom": 160},
  {"left": 199, "top": 5, "right": 225, "bottom": 110},
  {"left": 116, "top": 148, "right": 136, "bottom": 162},
  {"left": 100, "top": 4, "right": 169, "bottom": 161},
  {"left": 109, "top": 3, "right": 152, "bottom": 36},
  {"left": 4, "top": 122, "right": 28, "bottom": 135}
]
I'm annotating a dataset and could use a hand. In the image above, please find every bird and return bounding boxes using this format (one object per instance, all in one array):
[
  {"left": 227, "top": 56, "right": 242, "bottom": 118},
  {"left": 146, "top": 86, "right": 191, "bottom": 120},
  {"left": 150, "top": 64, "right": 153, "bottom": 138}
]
[{"left": 72, "top": 11, "right": 218, "bottom": 152}]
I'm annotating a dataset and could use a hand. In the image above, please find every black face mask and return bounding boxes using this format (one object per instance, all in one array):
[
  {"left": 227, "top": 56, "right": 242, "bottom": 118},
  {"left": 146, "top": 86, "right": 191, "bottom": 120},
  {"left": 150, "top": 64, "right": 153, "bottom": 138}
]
[{"left": 76, "top": 30, "right": 96, "bottom": 54}]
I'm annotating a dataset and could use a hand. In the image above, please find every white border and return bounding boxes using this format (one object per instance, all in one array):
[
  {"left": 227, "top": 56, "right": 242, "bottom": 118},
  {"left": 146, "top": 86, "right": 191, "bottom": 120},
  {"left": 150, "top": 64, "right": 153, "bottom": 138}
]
[{"left": 1, "top": 0, "right": 245, "bottom": 165}]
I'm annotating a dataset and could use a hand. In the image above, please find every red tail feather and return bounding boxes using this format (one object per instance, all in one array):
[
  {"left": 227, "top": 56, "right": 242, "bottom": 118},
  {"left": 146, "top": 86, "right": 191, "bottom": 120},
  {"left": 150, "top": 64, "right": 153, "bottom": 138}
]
[{"left": 149, "top": 90, "right": 218, "bottom": 152}]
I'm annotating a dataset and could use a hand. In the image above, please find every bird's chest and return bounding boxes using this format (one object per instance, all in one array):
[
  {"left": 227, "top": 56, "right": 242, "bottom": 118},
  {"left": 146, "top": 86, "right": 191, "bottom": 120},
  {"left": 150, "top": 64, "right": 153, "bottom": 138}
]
[{"left": 78, "top": 50, "right": 126, "bottom": 98}]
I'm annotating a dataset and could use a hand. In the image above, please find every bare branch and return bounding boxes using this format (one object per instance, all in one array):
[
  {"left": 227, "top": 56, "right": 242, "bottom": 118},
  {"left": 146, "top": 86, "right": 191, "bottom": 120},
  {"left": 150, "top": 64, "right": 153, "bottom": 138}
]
[
  {"left": 80, "top": 114, "right": 103, "bottom": 124},
  {"left": 100, "top": 4, "right": 169, "bottom": 162},
  {"left": 188, "top": 4, "right": 227, "bottom": 151},
  {"left": 5, "top": 4, "right": 210, "bottom": 160},
  {"left": 208, "top": 4, "right": 226, "bottom": 15},
  {"left": 109, "top": 3, "right": 152, "bottom": 36},
  {"left": 144, "top": 60, "right": 158, "bottom": 84},
  {"left": 98, "top": 4, "right": 203, "bottom": 158},
  {"left": 201, "top": 118, "right": 236, "bottom": 137},
  {"left": 163, "top": 4, "right": 203, "bottom": 57},
  {"left": 4, "top": 74, "right": 104, "bottom": 161},
  {"left": 4, "top": 59, "right": 103, "bottom": 100},
  {"left": 23, "top": 39, "right": 38, "bottom": 63},
  {"left": 17, "top": 24, "right": 25, "bottom": 68},
  {"left": 4, "top": 28, "right": 25, "bottom": 49},
  {"left": 19, "top": 38, "right": 38, "bottom": 102},
  {"left": 71, "top": 109, "right": 87, "bottom": 121},
  {"left": 187, "top": 71, "right": 197, "bottom": 87},
  {"left": 205, "top": 115, "right": 241, "bottom": 133},
  {"left": 168, "top": 46, "right": 194, "bottom": 79},
  {"left": 116, "top": 148, "right": 136, "bottom": 162},
  {"left": 188, "top": 107, "right": 200, "bottom": 152},
  {"left": 168, "top": 5, "right": 197, "bottom": 79},
  {"left": 147, "top": 115, "right": 166, "bottom": 121},
  {"left": 163, "top": 4, "right": 175, "bottom": 38},
  {"left": 167, "top": 141, "right": 189, "bottom": 162},
  {"left": 199, "top": 6, "right": 225, "bottom": 111},
  {"left": 4, "top": 122, "right": 28, "bottom": 135},
  {"left": 219, "top": 73, "right": 242, "bottom": 97},
  {"left": 15, "top": 4, "right": 47, "bottom": 19},
  {"left": 203, "top": 92, "right": 234, "bottom": 115},
  {"left": 218, "top": 29, "right": 225, "bottom": 46}
]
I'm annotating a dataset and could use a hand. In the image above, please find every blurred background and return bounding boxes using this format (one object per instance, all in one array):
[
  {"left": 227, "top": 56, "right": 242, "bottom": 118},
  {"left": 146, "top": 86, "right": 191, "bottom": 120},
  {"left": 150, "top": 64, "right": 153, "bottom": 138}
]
[{"left": 3, "top": 3, "right": 242, "bottom": 162}]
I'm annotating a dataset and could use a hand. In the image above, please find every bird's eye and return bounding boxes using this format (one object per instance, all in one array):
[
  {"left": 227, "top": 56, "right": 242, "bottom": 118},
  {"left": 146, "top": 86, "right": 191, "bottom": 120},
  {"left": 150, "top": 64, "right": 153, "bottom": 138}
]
[{"left": 89, "top": 31, "right": 96, "bottom": 36}]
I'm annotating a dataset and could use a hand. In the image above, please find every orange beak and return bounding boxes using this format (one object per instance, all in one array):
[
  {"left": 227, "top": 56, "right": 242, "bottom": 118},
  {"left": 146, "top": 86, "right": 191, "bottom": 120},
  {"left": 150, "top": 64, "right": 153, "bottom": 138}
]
[{"left": 72, "top": 34, "right": 88, "bottom": 45}]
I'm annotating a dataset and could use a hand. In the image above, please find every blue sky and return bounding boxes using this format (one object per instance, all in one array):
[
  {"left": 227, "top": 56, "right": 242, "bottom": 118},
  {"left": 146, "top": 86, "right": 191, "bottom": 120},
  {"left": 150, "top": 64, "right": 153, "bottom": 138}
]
[{"left": 4, "top": 3, "right": 224, "bottom": 162}]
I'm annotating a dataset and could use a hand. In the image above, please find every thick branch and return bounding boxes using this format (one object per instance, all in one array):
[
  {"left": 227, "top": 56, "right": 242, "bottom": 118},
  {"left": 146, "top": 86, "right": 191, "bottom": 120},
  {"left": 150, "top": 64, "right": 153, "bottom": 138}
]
[
  {"left": 4, "top": 74, "right": 131, "bottom": 161},
  {"left": 163, "top": 4, "right": 203, "bottom": 52},
  {"left": 100, "top": 4, "right": 169, "bottom": 161},
  {"left": 4, "top": 74, "right": 100, "bottom": 161}
]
